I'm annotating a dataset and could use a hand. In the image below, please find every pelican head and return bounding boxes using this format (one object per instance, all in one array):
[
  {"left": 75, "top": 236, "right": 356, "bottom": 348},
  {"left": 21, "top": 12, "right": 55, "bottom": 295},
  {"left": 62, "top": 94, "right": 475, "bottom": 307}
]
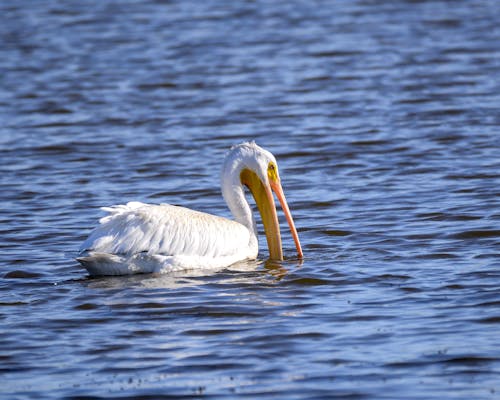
[{"left": 222, "top": 141, "right": 303, "bottom": 261}]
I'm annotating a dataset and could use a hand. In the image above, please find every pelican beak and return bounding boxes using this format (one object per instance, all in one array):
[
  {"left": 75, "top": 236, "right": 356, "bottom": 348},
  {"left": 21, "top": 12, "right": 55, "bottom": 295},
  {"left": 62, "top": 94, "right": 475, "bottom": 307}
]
[
  {"left": 240, "top": 168, "right": 303, "bottom": 261},
  {"left": 270, "top": 178, "right": 303, "bottom": 260}
]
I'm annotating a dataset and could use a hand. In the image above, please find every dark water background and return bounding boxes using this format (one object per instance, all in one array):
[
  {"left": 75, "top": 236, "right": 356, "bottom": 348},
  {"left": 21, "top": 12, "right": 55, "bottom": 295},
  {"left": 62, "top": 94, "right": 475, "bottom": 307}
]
[{"left": 1, "top": 0, "right": 499, "bottom": 398}]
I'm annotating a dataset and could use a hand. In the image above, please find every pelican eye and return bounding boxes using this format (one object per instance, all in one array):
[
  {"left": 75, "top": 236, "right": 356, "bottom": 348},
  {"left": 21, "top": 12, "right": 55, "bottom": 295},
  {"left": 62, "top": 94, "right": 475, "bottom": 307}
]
[{"left": 267, "top": 162, "right": 278, "bottom": 181}]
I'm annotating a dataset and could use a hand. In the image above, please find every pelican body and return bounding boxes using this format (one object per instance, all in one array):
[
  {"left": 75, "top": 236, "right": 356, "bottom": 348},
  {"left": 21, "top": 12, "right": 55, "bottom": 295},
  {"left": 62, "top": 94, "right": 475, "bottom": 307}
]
[{"left": 78, "top": 141, "right": 303, "bottom": 276}]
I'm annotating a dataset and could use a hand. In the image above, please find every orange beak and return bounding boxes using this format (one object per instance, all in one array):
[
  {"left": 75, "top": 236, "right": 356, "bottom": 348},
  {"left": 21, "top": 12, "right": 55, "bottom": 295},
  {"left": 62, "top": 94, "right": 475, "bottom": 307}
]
[
  {"left": 270, "top": 178, "right": 303, "bottom": 260},
  {"left": 240, "top": 168, "right": 303, "bottom": 260}
]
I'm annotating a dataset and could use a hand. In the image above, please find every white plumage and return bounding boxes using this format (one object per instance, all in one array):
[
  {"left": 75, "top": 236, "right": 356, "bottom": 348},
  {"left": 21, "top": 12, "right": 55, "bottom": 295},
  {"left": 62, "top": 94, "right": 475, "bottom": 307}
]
[{"left": 78, "top": 142, "right": 302, "bottom": 276}]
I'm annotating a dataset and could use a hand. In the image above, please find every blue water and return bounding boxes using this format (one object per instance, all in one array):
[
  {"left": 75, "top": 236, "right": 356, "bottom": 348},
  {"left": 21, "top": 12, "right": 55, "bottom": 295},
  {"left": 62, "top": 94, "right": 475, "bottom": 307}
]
[{"left": 1, "top": 0, "right": 499, "bottom": 398}]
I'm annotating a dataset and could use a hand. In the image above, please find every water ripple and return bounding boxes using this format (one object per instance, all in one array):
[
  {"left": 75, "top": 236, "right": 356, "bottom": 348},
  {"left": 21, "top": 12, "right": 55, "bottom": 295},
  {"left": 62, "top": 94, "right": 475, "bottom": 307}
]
[{"left": 1, "top": 0, "right": 500, "bottom": 399}]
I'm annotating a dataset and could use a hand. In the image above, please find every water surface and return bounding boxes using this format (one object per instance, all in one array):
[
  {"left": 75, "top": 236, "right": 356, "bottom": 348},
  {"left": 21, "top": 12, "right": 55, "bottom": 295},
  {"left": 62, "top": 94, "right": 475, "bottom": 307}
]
[{"left": 1, "top": 0, "right": 499, "bottom": 398}]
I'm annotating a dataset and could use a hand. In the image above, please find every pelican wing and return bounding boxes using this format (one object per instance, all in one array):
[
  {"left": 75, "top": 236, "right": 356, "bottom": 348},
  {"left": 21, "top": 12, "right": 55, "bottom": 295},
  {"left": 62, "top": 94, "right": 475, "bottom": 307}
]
[{"left": 79, "top": 202, "right": 252, "bottom": 258}]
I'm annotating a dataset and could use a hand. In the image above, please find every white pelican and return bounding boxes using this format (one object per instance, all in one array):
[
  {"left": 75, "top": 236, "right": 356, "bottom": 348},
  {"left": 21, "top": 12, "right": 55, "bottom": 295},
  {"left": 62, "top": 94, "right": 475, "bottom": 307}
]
[{"left": 78, "top": 141, "right": 303, "bottom": 276}]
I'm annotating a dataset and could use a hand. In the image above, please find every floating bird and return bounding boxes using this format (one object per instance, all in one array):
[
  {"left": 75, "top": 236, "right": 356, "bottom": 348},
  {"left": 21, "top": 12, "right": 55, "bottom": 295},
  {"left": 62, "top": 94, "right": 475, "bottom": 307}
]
[{"left": 77, "top": 141, "right": 303, "bottom": 276}]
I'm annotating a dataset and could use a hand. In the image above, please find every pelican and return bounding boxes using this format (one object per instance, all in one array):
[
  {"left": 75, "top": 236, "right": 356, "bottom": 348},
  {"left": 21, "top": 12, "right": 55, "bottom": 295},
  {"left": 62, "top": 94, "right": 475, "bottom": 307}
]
[{"left": 77, "top": 141, "right": 303, "bottom": 276}]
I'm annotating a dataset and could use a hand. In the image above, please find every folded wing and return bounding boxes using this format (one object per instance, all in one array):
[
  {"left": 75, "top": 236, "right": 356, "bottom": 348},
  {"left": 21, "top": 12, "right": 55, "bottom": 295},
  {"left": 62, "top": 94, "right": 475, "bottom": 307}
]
[{"left": 79, "top": 201, "right": 252, "bottom": 258}]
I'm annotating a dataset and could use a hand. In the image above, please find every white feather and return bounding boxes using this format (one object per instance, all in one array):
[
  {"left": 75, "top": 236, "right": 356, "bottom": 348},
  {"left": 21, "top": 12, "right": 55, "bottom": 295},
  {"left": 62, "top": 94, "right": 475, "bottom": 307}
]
[
  {"left": 77, "top": 142, "right": 283, "bottom": 276},
  {"left": 78, "top": 202, "right": 255, "bottom": 275}
]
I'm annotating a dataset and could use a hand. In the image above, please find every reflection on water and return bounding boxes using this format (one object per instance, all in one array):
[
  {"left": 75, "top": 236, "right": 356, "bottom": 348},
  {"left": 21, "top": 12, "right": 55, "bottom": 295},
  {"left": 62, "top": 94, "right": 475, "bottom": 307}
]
[
  {"left": 81, "top": 259, "right": 270, "bottom": 290},
  {"left": 80, "top": 259, "right": 301, "bottom": 291},
  {"left": 1, "top": 0, "right": 499, "bottom": 398}
]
